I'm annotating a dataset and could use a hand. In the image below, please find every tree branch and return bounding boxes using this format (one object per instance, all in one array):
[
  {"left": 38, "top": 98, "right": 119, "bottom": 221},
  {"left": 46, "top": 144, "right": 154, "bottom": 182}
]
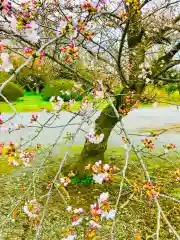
[
  {"left": 0, "top": 35, "right": 63, "bottom": 93},
  {"left": 0, "top": 27, "right": 92, "bottom": 88},
  {"left": 117, "top": 21, "right": 129, "bottom": 85},
  {"left": 158, "top": 42, "right": 180, "bottom": 62},
  {"left": 153, "top": 60, "right": 180, "bottom": 79}
]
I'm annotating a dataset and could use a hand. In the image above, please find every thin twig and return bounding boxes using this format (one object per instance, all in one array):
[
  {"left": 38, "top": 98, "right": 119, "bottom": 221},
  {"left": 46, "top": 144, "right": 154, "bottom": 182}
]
[
  {"left": 111, "top": 144, "right": 131, "bottom": 240},
  {"left": 159, "top": 194, "right": 180, "bottom": 204},
  {"left": 35, "top": 117, "right": 87, "bottom": 239},
  {"left": 155, "top": 198, "right": 180, "bottom": 240},
  {"left": 156, "top": 204, "right": 161, "bottom": 240}
]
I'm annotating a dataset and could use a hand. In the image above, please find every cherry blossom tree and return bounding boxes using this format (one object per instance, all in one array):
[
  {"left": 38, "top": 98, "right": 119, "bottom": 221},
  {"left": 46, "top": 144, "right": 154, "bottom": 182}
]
[{"left": 0, "top": 1, "right": 180, "bottom": 239}]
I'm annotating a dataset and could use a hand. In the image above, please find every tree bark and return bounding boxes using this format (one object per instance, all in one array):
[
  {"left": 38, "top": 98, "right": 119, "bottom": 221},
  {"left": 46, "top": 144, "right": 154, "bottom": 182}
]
[
  {"left": 78, "top": 88, "right": 133, "bottom": 176},
  {"left": 78, "top": 99, "right": 120, "bottom": 175},
  {"left": 36, "top": 86, "right": 40, "bottom": 94},
  {"left": 78, "top": 2, "right": 146, "bottom": 175}
]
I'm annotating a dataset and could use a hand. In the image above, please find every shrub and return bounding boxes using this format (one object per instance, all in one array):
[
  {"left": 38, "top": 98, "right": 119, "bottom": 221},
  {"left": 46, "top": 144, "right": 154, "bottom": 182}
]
[
  {"left": 0, "top": 72, "right": 12, "bottom": 83},
  {"left": 0, "top": 82, "right": 24, "bottom": 101},
  {"left": 165, "top": 84, "right": 178, "bottom": 95},
  {"left": 16, "top": 73, "right": 47, "bottom": 93},
  {"left": 71, "top": 91, "right": 83, "bottom": 101},
  {"left": 50, "top": 79, "right": 74, "bottom": 89},
  {"left": 41, "top": 79, "right": 83, "bottom": 101}
]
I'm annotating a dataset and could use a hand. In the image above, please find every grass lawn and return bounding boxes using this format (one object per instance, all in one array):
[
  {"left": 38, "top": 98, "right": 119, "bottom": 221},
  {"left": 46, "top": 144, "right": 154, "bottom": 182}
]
[
  {"left": 0, "top": 95, "right": 81, "bottom": 113},
  {"left": 0, "top": 93, "right": 179, "bottom": 113},
  {"left": 1, "top": 86, "right": 180, "bottom": 113},
  {"left": 0, "top": 146, "right": 180, "bottom": 239},
  {"left": 0, "top": 95, "right": 113, "bottom": 113}
]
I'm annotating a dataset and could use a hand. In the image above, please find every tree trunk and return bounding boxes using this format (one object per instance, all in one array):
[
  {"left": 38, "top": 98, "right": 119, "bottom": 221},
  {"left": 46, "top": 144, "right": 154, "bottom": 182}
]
[
  {"left": 36, "top": 86, "right": 39, "bottom": 94},
  {"left": 77, "top": 2, "right": 145, "bottom": 176},
  {"left": 78, "top": 100, "right": 120, "bottom": 175}
]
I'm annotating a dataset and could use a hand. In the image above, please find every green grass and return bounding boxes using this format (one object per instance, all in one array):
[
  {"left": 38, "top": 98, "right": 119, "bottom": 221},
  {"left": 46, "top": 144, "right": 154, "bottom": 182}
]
[
  {"left": 0, "top": 95, "right": 109, "bottom": 113},
  {"left": 0, "top": 95, "right": 51, "bottom": 112},
  {"left": 1, "top": 86, "right": 180, "bottom": 113},
  {"left": 0, "top": 95, "right": 168, "bottom": 113},
  {"left": 1, "top": 89, "right": 180, "bottom": 113},
  {"left": 0, "top": 146, "right": 180, "bottom": 239},
  {"left": 0, "top": 95, "right": 81, "bottom": 113}
]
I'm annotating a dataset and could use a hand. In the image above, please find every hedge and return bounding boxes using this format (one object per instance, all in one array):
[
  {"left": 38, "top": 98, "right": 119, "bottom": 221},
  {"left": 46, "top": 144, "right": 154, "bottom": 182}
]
[
  {"left": 0, "top": 82, "right": 24, "bottom": 101},
  {"left": 41, "top": 79, "right": 83, "bottom": 101}
]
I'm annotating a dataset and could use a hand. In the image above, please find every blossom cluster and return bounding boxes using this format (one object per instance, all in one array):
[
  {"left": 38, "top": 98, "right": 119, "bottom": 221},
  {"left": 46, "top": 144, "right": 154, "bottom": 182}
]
[
  {"left": 24, "top": 47, "right": 45, "bottom": 64},
  {"left": 0, "top": 0, "right": 12, "bottom": 15},
  {"left": 46, "top": 171, "right": 75, "bottom": 189},
  {"left": 12, "top": 16, "right": 40, "bottom": 43},
  {"left": 63, "top": 192, "right": 116, "bottom": 240},
  {"left": 138, "top": 63, "right": 152, "bottom": 84},
  {"left": 50, "top": 96, "right": 64, "bottom": 111},
  {"left": 56, "top": 16, "right": 77, "bottom": 37},
  {"left": 122, "top": 136, "right": 128, "bottom": 144},
  {"left": 49, "top": 96, "right": 75, "bottom": 112},
  {"left": 57, "top": 15, "right": 95, "bottom": 41},
  {"left": 163, "top": 143, "right": 176, "bottom": 153},
  {"left": 59, "top": 176, "right": 72, "bottom": 187},
  {"left": 24, "top": 21, "right": 40, "bottom": 43},
  {"left": 30, "top": 113, "right": 39, "bottom": 123},
  {"left": 81, "top": 0, "right": 107, "bottom": 14},
  {"left": 90, "top": 192, "right": 116, "bottom": 221},
  {"left": 56, "top": 14, "right": 97, "bottom": 62},
  {"left": 19, "top": 149, "right": 35, "bottom": 167},
  {"left": 10, "top": 0, "right": 41, "bottom": 41},
  {"left": 116, "top": 8, "right": 129, "bottom": 20},
  {"left": 0, "top": 142, "right": 39, "bottom": 167},
  {"left": 23, "top": 199, "right": 40, "bottom": 221},
  {"left": 118, "top": 91, "right": 139, "bottom": 116},
  {"left": 86, "top": 129, "right": 104, "bottom": 144},
  {"left": 85, "top": 160, "right": 117, "bottom": 184},
  {"left": 0, "top": 52, "right": 13, "bottom": 72},
  {"left": 60, "top": 41, "right": 80, "bottom": 63},
  {"left": 143, "top": 181, "right": 159, "bottom": 199},
  {"left": 141, "top": 138, "right": 154, "bottom": 150}
]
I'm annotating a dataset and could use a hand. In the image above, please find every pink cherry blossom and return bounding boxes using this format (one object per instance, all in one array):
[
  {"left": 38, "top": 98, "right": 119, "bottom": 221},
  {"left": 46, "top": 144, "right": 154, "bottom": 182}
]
[
  {"left": 87, "top": 130, "right": 104, "bottom": 144},
  {"left": 24, "top": 47, "right": 33, "bottom": 54}
]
